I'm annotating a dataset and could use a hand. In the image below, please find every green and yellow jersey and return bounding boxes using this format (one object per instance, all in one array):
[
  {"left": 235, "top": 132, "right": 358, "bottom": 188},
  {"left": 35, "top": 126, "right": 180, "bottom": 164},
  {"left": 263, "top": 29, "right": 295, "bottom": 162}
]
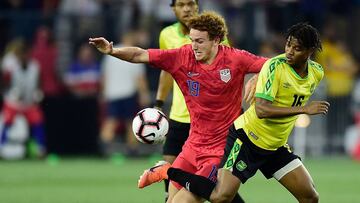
[
  {"left": 234, "top": 54, "right": 324, "bottom": 150},
  {"left": 159, "top": 22, "right": 229, "bottom": 123}
]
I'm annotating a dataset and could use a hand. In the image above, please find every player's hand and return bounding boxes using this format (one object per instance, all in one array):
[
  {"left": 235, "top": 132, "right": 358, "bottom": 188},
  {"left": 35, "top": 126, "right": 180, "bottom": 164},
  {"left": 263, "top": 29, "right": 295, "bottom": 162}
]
[
  {"left": 304, "top": 101, "right": 330, "bottom": 115},
  {"left": 89, "top": 37, "right": 113, "bottom": 54},
  {"left": 244, "top": 74, "right": 258, "bottom": 104}
]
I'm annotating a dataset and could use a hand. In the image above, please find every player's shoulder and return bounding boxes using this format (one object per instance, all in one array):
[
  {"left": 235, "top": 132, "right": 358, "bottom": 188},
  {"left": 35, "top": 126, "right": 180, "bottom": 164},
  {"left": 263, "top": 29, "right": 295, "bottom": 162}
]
[
  {"left": 262, "top": 54, "right": 287, "bottom": 71},
  {"left": 308, "top": 60, "right": 324, "bottom": 72},
  {"left": 269, "top": 54, "right": 287, "bottom": 65},
  {"left": 308, "top": 59, "right": 324, "bottom": 81},
  {"left": 160, "top": 22, "right": 179, "bottom": 36},
  {"left": 221, "top": 46, "right": 253, "bottom": 57},
  {"left": 219, "top": 44, "right": 234, "bottom": 52},
  {"left": 179, "top": 44, "right": 193, "bottom": 53}
]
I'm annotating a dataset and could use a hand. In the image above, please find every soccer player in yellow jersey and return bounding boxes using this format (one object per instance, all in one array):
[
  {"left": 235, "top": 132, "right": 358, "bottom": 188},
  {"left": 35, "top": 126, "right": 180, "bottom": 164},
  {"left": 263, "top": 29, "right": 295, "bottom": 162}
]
[{"left": 144, "top": 23, "right": 330, "bottom": 203}]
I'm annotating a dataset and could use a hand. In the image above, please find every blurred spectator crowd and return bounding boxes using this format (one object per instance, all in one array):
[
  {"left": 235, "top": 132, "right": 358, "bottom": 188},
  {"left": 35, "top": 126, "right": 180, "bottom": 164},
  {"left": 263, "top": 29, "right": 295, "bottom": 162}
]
[{"left": 0, "top": 0, "right": 360, "bottom": 159}]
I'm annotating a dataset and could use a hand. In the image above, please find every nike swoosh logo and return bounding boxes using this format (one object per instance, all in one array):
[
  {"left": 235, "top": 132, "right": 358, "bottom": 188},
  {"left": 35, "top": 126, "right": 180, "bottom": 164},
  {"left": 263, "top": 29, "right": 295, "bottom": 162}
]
[
  {"left": 149, "top": 164, "right": 162, "bottom": 172},
  {"left": 187, "top": 72, "right": 200, "bottom": 77},
  {"left": 185, "top": 182, "right": 190, "bottom": 191}
]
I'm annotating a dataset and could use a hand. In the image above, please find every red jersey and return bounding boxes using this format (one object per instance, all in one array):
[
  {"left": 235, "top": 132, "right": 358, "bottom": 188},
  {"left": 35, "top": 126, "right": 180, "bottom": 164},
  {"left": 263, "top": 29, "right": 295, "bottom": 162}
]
[{"left": 149, "top": 44, "right": 266, "bottom": 153}]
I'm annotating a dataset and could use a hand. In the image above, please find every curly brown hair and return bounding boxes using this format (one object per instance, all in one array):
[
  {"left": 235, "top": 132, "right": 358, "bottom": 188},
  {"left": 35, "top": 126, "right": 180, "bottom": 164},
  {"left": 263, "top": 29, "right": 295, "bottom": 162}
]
[{"left": 188, "top": 11, "right": 228, "bottom": 41}]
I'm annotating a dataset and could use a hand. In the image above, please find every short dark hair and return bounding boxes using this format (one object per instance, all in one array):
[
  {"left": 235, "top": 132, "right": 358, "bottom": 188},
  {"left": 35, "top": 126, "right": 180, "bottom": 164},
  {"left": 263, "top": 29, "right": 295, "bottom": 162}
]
[
  {"left": 170, "top": 0, "right": 199, "bottom": 7},
  {"left": 286, "top": 22, "right": 322, "bottom": 51}
]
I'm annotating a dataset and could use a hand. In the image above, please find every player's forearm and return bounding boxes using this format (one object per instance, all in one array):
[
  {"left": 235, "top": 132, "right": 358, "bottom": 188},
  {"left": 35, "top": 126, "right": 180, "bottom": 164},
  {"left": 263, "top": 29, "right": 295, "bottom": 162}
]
[
  {"left": 156, "top": 70, "right": 173, "bottom": 101},
  {"left": 255, "top": 102, "right": 305, "bottom": 119},
  {"left": 110, "top": 47, "right": 149, "bottom": 63}
]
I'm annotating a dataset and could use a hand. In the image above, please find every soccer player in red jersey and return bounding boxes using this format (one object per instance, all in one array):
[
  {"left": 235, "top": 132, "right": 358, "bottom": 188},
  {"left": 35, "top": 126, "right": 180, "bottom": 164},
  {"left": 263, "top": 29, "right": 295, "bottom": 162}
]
[{"left": 89, "top": 11, "right": 266, "bottom": 203}]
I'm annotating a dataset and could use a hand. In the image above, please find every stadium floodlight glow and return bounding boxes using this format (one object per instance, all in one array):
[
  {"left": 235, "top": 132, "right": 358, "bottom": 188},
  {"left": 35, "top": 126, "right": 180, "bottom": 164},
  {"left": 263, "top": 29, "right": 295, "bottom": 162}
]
[{"left": 295, "top": 114, "right": 311, "bottom": 128}]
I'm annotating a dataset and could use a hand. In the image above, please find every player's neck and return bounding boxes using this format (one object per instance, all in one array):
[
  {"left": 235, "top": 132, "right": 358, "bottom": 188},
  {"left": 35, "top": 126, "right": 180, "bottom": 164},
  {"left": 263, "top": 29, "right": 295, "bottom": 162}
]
[
  {"left": 293, "top": 61, "right": 308, "bottom": 78},
  {"left": 179, "top": 22, "right": 190, "bottom": 36}
]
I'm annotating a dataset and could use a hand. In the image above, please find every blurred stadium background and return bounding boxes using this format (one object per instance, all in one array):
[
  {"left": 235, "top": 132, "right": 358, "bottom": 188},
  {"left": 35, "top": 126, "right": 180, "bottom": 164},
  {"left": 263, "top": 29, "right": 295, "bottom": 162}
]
[{"left": 0, "top": 0, "right": 360, "bottom": 202}]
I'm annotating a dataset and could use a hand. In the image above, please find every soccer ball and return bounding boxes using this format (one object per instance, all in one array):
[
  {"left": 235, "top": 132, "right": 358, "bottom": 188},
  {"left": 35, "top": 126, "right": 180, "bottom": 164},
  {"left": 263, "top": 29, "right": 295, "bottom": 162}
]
[{"left": 132, "top": 108, "right": 169, "bottom": 144}]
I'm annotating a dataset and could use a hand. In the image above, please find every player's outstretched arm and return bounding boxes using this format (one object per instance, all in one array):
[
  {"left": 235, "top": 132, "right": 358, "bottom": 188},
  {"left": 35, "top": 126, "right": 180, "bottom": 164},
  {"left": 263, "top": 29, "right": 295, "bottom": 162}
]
[
  {"left": 89, "top": 37, "right": 149, "bottom": 63},
  {"left": 154, "top": 70, "right": 174, "bottom": 110},
  {"left": 255, "top": 98, "right": 330, "bottom": 119}
]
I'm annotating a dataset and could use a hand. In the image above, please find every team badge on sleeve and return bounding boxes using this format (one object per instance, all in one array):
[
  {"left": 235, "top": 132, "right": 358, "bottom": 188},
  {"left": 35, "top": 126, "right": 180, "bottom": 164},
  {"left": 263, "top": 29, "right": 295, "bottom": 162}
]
[{"left": 220, "top": 68, "right": 231, "bottom": 83}]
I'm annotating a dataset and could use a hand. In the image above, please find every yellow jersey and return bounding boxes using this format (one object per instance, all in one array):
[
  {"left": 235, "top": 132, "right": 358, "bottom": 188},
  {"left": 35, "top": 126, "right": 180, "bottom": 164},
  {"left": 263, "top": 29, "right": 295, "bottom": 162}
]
[
  {"left": 159, "top": 22, "right": 229, "bottom": 123},
  {"left": 234, "top": 54, "right": 324, "bottom": 150}
]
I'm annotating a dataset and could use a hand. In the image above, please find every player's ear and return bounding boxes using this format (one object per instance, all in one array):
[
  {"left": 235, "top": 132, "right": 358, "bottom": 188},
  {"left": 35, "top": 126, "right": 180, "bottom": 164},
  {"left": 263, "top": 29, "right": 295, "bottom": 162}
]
[{"left": 214, "top": 36, "right": 221, "bottom": 45}]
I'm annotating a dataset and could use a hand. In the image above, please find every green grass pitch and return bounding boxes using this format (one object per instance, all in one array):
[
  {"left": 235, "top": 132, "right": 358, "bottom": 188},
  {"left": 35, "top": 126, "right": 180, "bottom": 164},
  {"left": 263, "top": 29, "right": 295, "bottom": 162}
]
[{"left": 0, "top": 156, "right": 359, "bottom": 203}]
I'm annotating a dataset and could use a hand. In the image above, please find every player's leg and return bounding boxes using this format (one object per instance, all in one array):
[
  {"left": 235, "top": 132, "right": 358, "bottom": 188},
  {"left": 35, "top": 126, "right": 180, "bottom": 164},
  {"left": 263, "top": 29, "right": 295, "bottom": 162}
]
[
  {"left": 162, "top": 155, "right": 175, "bottom": 202},
  {"left": 167, "top": 127, "right": 252, "bottom": 203},
  {"left": 261, "top": 146, "right": 318, "bottom": 203},
  {"left": 100, "top": 118, "right": 117, "bottom": 143},
  {"left": 25, "top": 105, "right": 46, "bottom": 155},
  {"left": 100, "top": 99, "right": 119, "bottom": 148},
  {"left": 165, "top": 166, "right": 244, "bottom": 203},
  {"left": 207, "top": 168, "right": 242, "bottom": 203},
  {"left": 0, "top": 103, "right": 16, "bottom": 145},
  {"left": 162, "top": 120, "right": 190, "bottom": 202},
  {"left": 102, "top": 97, "right": 135, "bottom": 144},
  {"left": 166, "top": 148, "right": 197, "bottom": 203},
  {"left": 278, "top": 162, "right": 319, "bottom": 203},
  {"left": 171, "top": 152, "right": 221, "bottom": 203},
  {"left": 123, "top": 95, "right": 140, "bottom": 154},
  {"left": 125, "top": 119, "right": 138, "bottom": 152},
  {"left": 167, "top": 182, "right": 179, "bottom": 202},
  {"left": 172, "top": 187, "right": 204, "bottom": 203}
]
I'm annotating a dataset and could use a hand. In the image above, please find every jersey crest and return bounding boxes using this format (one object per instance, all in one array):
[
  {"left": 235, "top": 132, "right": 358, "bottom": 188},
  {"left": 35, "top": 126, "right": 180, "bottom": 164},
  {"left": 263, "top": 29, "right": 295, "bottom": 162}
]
[{"left": 220, "top": 68, "right": 231, "bottom": 83}]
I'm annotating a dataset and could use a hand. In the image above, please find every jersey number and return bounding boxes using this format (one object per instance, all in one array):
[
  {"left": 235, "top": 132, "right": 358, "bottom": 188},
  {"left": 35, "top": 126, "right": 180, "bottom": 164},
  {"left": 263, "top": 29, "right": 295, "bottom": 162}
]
[
  {"left": 187, "top": 80, "right": 200, "bottom": 96},
  {"left": 292, "top": 94, "right": 304, "bottom": 106}
]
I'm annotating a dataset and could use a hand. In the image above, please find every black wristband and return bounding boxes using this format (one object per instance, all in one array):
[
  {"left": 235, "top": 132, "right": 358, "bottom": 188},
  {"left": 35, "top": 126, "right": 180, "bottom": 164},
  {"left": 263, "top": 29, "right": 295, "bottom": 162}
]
[{"left": 154, "top": 100, "right": 164, "bottom": 108}]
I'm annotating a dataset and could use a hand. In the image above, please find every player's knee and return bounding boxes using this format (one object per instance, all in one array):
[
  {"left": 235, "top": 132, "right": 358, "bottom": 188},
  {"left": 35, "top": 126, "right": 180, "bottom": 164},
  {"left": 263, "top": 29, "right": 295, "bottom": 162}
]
[
  {"left": 307, "top": 190, "right": 319, "bottom": 203},
  {"left": 299, "top": 188, "right": 319, "bottom": 203},
  {"left": 171, "top": 193, "right": 199, "bottom": 203},
  {"left": 210, "top": 190, "right": 234, "bottom": 203}
]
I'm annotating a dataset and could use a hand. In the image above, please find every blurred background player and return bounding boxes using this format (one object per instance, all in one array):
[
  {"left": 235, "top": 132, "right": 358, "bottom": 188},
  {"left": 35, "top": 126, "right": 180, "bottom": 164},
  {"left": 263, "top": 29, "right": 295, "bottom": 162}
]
[
  {"left": 315, "top": 21, "right": 358, "bottom": 154},
  {"left": 64, "top": 43, "right": 101, "bottom": 98},
  {"left": 0, "top": 38, "right": 46, "bottom": 158},
  {"left": 100, "top": 30, "right": 151, "bottom": 156}
]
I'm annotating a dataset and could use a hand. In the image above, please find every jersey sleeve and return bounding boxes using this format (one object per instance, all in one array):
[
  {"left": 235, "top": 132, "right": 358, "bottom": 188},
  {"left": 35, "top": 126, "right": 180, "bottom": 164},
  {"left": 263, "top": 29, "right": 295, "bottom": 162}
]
[
  {"left": 254, "top": 59, "right": 281, "bottom": 102},
  {"left": 235, "top": 49, "right": 267, "bottom": 73},
  {"left": 159, "top": 30, "right": 167, "bottom": 50},
  {"left": 148, "top": 48, "right": 182, "bottom": 74},
  {"left": 314, "top": 62, "right": 324, "bottom": 85}
]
